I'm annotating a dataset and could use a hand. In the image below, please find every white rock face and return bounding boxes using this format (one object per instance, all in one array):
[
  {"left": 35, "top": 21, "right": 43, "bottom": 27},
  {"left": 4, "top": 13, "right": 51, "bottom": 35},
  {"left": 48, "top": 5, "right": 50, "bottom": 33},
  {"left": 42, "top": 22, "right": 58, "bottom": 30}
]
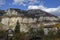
[
  {"left": 1, "top": 9, "right": 59, "bottom": 32},
  {"left": 1, "top": 17, "right": 9, "bottom": 25},
  {"left": 1, "top": 9, "right": 58, "bottom": 34},
  {"left": 1, "top": 17, "right": 37, "bottom": 32},
  {"left": 5, "top": 9, "right": 17, "bottom": 16},
  {"left": 1, "top": 16, "right": 59, "bottom": 32}
]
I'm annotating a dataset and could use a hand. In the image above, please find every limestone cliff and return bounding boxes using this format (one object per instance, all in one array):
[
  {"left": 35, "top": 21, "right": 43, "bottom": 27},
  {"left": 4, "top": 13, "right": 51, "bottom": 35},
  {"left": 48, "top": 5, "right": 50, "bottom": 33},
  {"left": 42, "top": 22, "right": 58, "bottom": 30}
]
[{"left": 0, "top": 8, "right": 59, "bottom": 32}]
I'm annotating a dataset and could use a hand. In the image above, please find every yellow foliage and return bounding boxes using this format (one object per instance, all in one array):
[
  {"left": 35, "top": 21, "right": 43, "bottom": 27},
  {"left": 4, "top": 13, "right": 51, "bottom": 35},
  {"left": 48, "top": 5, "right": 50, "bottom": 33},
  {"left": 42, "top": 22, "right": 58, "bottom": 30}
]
[{"left": 54, "top": 23, "right": 60, "bottom": 28}]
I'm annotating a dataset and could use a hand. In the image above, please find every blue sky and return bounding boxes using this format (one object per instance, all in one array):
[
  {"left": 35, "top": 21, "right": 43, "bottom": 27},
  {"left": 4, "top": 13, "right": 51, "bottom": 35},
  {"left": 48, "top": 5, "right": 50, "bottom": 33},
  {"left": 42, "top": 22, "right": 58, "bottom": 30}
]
[
  {"left": 0, "top": 0, "right": 60, "bottom": 17},
  {"left": 0, "top": 0, "right": 60, "bottom": 10}
]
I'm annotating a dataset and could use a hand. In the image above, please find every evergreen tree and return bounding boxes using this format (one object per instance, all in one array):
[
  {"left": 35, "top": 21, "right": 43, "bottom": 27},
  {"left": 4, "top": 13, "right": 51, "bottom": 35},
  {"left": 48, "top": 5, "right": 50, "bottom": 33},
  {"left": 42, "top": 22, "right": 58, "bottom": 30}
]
[{"left": 15, "top": 20, "right": 20, "bottom": 33}]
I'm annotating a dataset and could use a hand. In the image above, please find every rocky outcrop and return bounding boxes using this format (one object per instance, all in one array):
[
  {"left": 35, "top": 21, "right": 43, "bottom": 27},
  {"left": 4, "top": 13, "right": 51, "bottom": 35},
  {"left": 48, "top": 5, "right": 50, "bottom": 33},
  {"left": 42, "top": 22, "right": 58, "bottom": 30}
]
[{"left": 0, "top": 8, "right": 59, "bottom": 32}]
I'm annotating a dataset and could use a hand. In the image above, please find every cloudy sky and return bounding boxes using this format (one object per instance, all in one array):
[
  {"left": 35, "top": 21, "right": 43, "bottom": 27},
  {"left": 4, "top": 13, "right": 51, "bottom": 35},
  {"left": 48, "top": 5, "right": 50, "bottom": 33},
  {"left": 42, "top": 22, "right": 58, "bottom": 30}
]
[{"left": 0, "top": 0, "right": 60, "bottom": 17}]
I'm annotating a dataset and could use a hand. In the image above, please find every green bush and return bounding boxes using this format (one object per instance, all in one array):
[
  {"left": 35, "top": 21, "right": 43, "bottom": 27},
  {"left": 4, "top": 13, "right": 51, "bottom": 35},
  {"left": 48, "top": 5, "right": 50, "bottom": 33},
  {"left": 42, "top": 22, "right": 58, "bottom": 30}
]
[
  {"left": 13, "top": 32, "right": 26, "bottom": 40},
  {"left": 0, "top": 30, "right": 5, "bottom": 38},
  {"left": 13, "top": 33, "right": 20, "bottom": 40}
]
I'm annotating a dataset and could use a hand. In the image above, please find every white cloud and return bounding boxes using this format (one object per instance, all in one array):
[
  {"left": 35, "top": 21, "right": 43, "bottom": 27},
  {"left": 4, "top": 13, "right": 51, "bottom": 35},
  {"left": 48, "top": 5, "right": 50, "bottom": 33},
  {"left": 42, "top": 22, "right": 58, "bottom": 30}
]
[
  {"left": 28, "top": 5, "right": 40, "bottom": 9},
  {"left": 13, "top": 0, "right": 41, "bottom": 6},
  {"left": 28, "top": 5, "right": 46, "bottom": 9},
  {"left": 13, "top": 0, "right": 25, "bottom": 4},
  {"left": 28, "top": 5, "right": 60, "bottom": 17},
  {"left": 0, "top": 0, "right": 5, "bottom": 5}
]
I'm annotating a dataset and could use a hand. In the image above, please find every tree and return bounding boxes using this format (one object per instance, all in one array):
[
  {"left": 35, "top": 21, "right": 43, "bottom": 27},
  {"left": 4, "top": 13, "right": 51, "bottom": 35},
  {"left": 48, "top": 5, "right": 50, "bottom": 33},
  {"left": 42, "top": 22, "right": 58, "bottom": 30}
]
[
  {"left": 15, "top": 20, "right": 20, "bottom": 33},
  {"left": 28, "top": 28, "right": 36, "bottom": 40},
  {"left": 29, "top": 28, "right": 42, "bottom": 40}
]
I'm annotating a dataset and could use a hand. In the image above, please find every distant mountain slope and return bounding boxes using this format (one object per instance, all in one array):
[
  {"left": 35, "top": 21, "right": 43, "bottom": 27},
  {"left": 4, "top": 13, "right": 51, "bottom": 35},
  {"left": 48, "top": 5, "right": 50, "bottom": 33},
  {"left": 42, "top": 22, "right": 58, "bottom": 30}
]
[
  {"left": 0, "top": 8, "right": 58, "bottom": 18},
  {"left": 27, "top": 9, "right": 58, "bottom": 18}
]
